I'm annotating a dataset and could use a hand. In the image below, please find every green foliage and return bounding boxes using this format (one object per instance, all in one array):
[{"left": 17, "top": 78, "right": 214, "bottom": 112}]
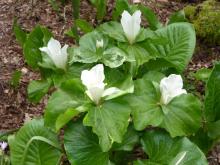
[
  {"left": 127, "top": 75, "right": 202, "bottom": 137},
  {"left": 64, "top": 120, "right": 110, "bottom": 165},
  {"left": 135, "top": 130, "right": 207, "bottom": 164},
  {"left": 193, "top": 68, "right": 212, "bottom": 82},
  {"left": 13, "top": 19, "right": 26, "bottom": 47},
  {"left": 11, "top": 2, "right": 220, "bottom": 164},
  {"left": 27, "top": 79, "right": 52, "bottom": 103},
  {"left": 9, "top": 119, "right": 61, "bottom": 165},
  {"left": 23, "top": 26, "right": 52, "bottom": 69},
  {"left": 184, "top": 0, "right": 220, "bottom": 45},
  {"left": 10, "top": 70, "right": 22, "bottom": 89}
]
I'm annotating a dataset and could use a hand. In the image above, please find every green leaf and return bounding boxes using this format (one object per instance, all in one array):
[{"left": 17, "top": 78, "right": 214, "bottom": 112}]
[
  {"left": 70, "top": 31, "right": 105, "bottom": 63},
  {"left": 207, "top": 120, "right": 220, "bottom": 139},
  {"left": 10, "top": 70, "right": 22, "bottom": 89},
  {"left": 127, "top": 77, "right": 202, "bottom": 137},
  {"left": 138, "top": 5, "right": 162, "bottom": 30},
  {"left": 205, "top": 63, "right": 220, "bottom": 122},
  {"left": 135, "top": 130, "right": 207, "bottom": 165},
  {"left": 23, "top": 26, "right": 52, "bottom": 69},
  {"left": 141, "top": 71, "right": 165, "bottom": 83},
  {"left": 72, "top": 0, "right": 80, "bottom": 19},
  {"left": 9, "top": 119, "right": 61, "bottom": 165},
  {"left": 44, "top": 79, "right": 88, "bottom": 129},
  {"left": 112, "top": 0, "right": 130, "bottom": 20},
  {"left": 144, "top": 23, "right": 196, "bottom": 73},
  {"left": 112, "top": 125, "right": 139, "bottom": 151},
  {"left": 95, "top": 0, "right": 107, "bottom": 20},
  {"left": 27, "top": 79, "right": 51, "bottom": 103},
  {"left": 168, "top": 10, "right": 187, "bottom": 24},
  {"left": 75, "top": 19, "right": 94, "bottom": 33},
  {"left": 99, "top": 22, "right": 127, "bottom": 42},
  {"left": 64, "top": 121, "right": 109, "bottom": 165},
  {"left": 102, "top": 47, "right": 126, "bottom": 68},
  {"left": 120, "top": 44, "right": 153, "bottom": 66},
  {"left": 193, "top": 68, "right": 212, "bottom": 82},
  {"left": 83, "top": 98, "right": 131, "bottom": 152},
  {"left": 55, "top": 108, "right": 80, "bottom": 131},
  {"left": 13, "top": 19, "right": 27, "bottom": 46}
]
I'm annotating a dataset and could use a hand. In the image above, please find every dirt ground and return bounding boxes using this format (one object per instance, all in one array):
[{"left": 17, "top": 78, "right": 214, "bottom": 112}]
[{"left": 0, "top": 0, "right": 220, "bottom": 164}]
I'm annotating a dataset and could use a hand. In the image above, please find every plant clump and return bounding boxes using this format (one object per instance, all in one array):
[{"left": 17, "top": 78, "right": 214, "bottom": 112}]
[{"left": 184, "top": 0, "right": 220, "bottom": 45}]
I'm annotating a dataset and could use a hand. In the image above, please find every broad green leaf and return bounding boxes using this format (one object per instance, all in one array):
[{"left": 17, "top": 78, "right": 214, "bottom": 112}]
[
  {"left": 9, "top": 119, "right": 61, "bottom": 165},
  {"left": 161, "top": 94, "right": 202, "bottom": 137},
  {"left": 75, "top": 19, "right": 94, "bottom": 33},
  {"left": 83, "top": 98, "right": 131, "bottom": 152},
  {"left": 102, "top": 47, "right": 126, "bottom": 68},
  {"left": 141, "top": 71, "right": 165, "bottom": 83},
  {"left": 207, "top": 120, "right": 220, "bottom": 139},
  {"left": 135, "top": 130, "right": 207, "bottom": 165},
  {"left": 168, "top": 10, "right": 187, "bottom": 24},
  {"left": 205, "top": 63, "right": 220, "bottom": 122},
  {"left": 64, "top": 121, "right": 109, "bottom": 165},
  {"left": 127, "top": 77, "right": 202, "bottom": 137},
  {"left": 99, "top": 22, "right": 127, "bottom": 42},
  {"left": 70, "top": 31, "right": 105, "bottom": 63},
  {"left": 112, "top": 125, "right": 139, "bottom": 151},
  {"left": 193, "top": 68, "right": 212, "bottom": 82},
  {"left": 138, "top": 5, "right": 162, "bottom": 30},
  {"left": 144, "top": 23, "right": 196, "bottom": 73},
  {"left": 13, "top": 19, "right": 27, "bottom": 46},
  {"left": 27, "top": 79, "right": 51, "bottom": 103},
  {"left": 23, "top": 26, "right": 52, "bottom": 69},
  {"left": 44, "top": 79, "right": 89, "bottom": 129},
  {"left": 55, "top": 108, "right": 80, "bottom": 131},
  {"left": 190, "top": 128, "right": 214, "bottom": 154},
  {"left": 120, "top": 44, "right": 153, "bottom": 66}
]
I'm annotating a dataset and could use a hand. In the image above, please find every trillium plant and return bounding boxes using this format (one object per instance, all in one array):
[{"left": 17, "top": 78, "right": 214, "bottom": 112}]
[{"left": 10, "top": 2, "right": 220, "bottom": 165}]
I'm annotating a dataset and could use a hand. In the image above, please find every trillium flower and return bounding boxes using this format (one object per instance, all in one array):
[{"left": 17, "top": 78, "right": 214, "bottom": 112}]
[
  {"left": 39, "top": 38, "right": 68, "bottom": 70},
  {"left": 121, "top": 10, "right": 141, "bottom": 44},
  {"left": 81, "top": 64, "right": 120, "bottom": 105},
  {"left": 0, "top": 142, "right": 7, "bottom": 151},
  {"left": 160, "top": 74, "right": 187, "bottom": 105},
  {"left": 96, "top": 39, "right": 104, "bottom": 49}
]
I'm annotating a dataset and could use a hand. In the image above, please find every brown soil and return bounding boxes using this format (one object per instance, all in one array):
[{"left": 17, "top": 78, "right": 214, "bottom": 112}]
[{"left": 0, "top": 0, "right": 220, "bottom": 164}]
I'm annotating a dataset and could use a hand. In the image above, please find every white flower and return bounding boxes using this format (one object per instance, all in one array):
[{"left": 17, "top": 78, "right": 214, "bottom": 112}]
[
  {"left": 121, "top": 10, "right": 141, "bottom": 44},
  {"left": 160, "top": 74, "right": 187, "bottom": 105},
  {"left": 96, "top": 39, "right": 104, "bottom": 48},
  {"left": 39, "top": 38, "right": 68, "bottom": 70},
  {"left": 0, "top": 142, "right": 7, "bottom": 151},
  {"left": 81, "top": 64, "right": 120, "bottom": 105}
]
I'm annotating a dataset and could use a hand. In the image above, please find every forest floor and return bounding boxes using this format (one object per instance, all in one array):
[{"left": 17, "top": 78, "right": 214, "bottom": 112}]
[{"left": 0, "top": 0, "right": 220, "bottom": 164}]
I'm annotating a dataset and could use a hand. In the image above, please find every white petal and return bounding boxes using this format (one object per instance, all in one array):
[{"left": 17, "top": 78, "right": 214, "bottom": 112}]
[
  {"left": 160, "top": 74, "right": 187, "bottom": 105},
  {"left": 40, "top": 38, "right": 68, "bottom": 70},
  {"left": 86, "top": 84, "right": 105, "bottom": 105},
  {"left": 39, "top": 47, "right": 50, "bottom": 55},
  {"left": 121, "top": 10, "right": 141, "bottom": 44},
  {"left": 81, "top": 64, "right": 105, "bottom": 89},
  {"left": 90, "top": 64, "right": 105, "bottom": 83},
  {"left": 47, "top": 38, "right": 62, "bottom": 57},
  {"left": 102, "top": 87, "right": 121, "bottom": 97}
]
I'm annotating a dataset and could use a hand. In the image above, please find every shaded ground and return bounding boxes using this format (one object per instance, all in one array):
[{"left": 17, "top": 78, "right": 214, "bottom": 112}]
[{"left": 0, "top": 0, "right": 220, "bottom": 164}]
